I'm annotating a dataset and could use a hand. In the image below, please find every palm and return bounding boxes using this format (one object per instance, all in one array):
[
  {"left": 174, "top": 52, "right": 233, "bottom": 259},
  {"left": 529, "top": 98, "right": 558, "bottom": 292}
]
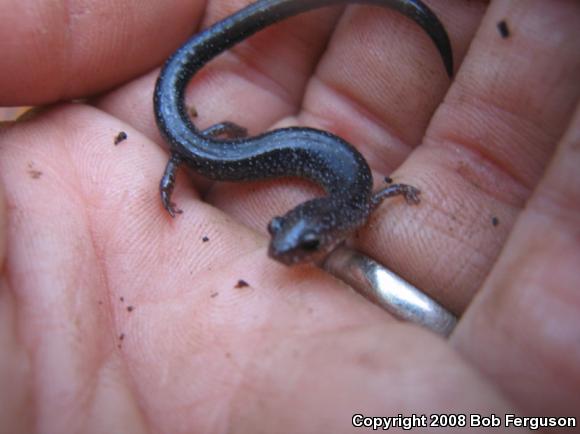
[{"left": 1, "top": 1, "right": 579, "bottom": 433}]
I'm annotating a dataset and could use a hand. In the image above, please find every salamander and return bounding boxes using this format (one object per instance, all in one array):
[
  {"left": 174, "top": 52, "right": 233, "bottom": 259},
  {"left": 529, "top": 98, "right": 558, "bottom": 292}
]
[{"left": 154, "top": 0, "right": 453, "bottom": 265}]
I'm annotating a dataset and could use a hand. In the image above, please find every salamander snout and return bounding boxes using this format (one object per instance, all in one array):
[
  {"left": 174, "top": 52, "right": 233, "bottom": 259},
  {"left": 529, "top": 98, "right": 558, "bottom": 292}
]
[{"left": 267, "top": 199, "right": 344, "bottom": 266}]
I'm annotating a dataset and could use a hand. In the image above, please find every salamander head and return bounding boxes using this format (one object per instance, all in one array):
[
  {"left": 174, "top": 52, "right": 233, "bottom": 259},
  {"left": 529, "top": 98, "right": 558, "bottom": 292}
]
[{"left": 267, "top": 198, "right": 355, "bottom": 266}]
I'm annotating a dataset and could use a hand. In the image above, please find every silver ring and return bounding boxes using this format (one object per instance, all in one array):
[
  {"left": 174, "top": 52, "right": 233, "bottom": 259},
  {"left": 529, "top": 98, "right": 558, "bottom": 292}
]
[{"left": 323, "top": 246, "right": 457, "bottom": 337}]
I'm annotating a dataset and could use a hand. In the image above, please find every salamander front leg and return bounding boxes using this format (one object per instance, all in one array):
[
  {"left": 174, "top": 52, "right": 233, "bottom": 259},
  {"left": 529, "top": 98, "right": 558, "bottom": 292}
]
[
  {"left": 201, "top": 122, "right": 248, "bottom": 139},
  {"left": 160, "top": 152, "right": 183, "bottom": 217},
  {"left": 370, "top": 180, "right": 421, "bottom": 211}
]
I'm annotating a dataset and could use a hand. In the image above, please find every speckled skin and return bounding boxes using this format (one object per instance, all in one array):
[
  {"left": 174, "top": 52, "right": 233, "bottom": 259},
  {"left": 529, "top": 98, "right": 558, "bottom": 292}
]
[{"left": 154, "top": 0, "right": 453, "bottom": 265}]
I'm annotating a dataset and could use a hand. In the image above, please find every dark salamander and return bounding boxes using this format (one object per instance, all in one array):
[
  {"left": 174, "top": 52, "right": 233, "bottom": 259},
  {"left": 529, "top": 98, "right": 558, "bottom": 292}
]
[{"left": 154, "top": 0, "right": 453, "bottom": 265}]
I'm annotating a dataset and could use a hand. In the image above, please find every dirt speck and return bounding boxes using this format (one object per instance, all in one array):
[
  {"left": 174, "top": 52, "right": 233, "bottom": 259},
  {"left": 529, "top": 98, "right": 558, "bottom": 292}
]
[
  {"left": 235, "top": 279, "right": 250, "bottom": 289},
  {"left": 27, "top": 162, "right": 42, "bottom": 179},
  {"left": 114, "top": 131, "right": 128, "bottom": 145},
  {"left": 497, "top": 20, "right": 510, "bottom": 39}
]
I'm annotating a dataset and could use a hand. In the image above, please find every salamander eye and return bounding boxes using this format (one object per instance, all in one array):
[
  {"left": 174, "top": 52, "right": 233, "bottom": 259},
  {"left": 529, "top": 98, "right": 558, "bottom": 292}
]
[
  {"left": 268, "top": 217, "right": 284, "bottom": 235},
  {"left": 299, "top": 233, "right": 320, "bottom": 252}
]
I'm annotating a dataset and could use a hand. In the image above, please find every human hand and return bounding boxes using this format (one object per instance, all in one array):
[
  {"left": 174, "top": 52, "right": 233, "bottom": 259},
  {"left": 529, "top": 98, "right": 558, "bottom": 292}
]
[{"left": 1, "top": 1, "right": 579, "bottom": 433}]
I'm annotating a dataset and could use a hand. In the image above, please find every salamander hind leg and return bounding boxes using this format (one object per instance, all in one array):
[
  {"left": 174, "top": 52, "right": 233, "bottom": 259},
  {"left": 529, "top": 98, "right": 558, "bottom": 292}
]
[
  {"left": 160, "top": 152, "right": 184, "bottom": 217},
  {"left": 201, "top": 122, "right": 248, "bottom": 139},
  {"left": 370, "top": 181, "right": 421, "bottom": 211}
]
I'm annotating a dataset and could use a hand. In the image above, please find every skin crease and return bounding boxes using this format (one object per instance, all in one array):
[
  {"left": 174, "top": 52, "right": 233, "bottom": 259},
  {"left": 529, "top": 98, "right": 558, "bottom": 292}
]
[{"left": 0, "top": 0, "right": 579, "bottom": 433}]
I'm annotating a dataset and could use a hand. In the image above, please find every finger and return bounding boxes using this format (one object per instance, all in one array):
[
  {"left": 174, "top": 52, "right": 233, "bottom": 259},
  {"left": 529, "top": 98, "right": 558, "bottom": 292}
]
[
  {"left": 197, "top": 0, "right": 340, "bottom": 125},
  {"left": 0, "top": 0, "right": 204, "bottom": 105},
  {"left": 358, "top": 0, "right": 580, "bottom": 313},
  {"left": 296, "top": 0, "right": 485, "bottom": 167},
  {"left": 452, "top": 101, "right": 580, "bottom": 417}
]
